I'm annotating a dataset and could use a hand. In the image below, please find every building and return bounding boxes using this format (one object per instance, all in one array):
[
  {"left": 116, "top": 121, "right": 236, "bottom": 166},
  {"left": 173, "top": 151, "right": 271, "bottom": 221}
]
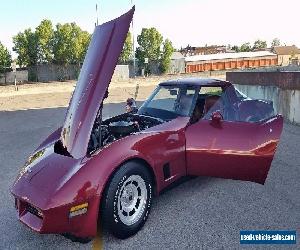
[
  {"left": 168, "top": 52, "right": 185, "bottom": 74},
  {"left": 272, "top": 45, "right": 300, "bottom": 66},
  {"left": 180, "top": 45, "right": 228, "bottom": 57},
  {"left": 185, "top": 51, "right": 277, "bottom": 73}
]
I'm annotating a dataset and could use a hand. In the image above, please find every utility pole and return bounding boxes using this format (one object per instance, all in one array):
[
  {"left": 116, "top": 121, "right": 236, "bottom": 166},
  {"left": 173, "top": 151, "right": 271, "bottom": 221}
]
[
  {"left": 12, "top": 62, "right": 18, "bottom": 91},
  {"left": 130, "top": 0, "right": 136, "bottom": 78},
  {"left": 95, "top": 3, "right": 99, "bottom": 26}
]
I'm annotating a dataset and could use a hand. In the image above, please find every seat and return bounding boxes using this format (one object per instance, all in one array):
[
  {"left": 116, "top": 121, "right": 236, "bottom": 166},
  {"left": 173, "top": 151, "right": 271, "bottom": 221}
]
[
  {"left": 190, "top": 98, "right": 205, "bottom": 123},
  {"left": 203, "top": 95, "right": 223, "bottom": 117}
]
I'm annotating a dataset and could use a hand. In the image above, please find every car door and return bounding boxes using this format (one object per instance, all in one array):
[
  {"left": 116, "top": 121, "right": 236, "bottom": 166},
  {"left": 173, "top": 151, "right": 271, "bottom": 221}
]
[{"left": 185, "top": 87, "right": 283, "bottom": 184}]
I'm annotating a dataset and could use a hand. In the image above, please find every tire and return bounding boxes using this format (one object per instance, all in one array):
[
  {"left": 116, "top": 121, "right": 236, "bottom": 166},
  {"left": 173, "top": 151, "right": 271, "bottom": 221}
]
[{"left": 101, "top": 161, "right": 153, "bottom": 239}]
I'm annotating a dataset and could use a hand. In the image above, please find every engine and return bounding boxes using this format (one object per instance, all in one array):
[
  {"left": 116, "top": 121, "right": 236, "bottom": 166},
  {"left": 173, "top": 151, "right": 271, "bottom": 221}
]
[{"left": 88, "top": 113, "right": 163, "bottom": 154}]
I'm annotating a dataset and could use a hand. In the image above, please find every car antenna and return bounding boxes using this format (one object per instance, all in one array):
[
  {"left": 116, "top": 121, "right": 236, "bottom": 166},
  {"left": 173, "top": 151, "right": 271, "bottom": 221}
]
[{"left": 130, "top": 1, "right": 139, "bottom": 100}]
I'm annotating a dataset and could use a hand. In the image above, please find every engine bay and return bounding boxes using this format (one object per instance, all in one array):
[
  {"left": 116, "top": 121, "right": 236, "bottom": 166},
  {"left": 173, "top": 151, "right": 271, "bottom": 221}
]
[{"left": 88, "top": 113, "right": 163, "bottom": 154}]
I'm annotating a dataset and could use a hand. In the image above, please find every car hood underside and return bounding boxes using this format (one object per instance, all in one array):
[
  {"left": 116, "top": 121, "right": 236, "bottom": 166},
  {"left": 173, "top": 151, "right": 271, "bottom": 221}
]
[{"left": 61, "top": 7, "right": 134, "bottom": 159}]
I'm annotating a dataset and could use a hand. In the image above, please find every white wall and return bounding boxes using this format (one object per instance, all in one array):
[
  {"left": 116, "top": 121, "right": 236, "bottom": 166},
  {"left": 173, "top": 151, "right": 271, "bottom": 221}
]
[{"left": 235, "top": 84, "right": 300, "bottom": 125}]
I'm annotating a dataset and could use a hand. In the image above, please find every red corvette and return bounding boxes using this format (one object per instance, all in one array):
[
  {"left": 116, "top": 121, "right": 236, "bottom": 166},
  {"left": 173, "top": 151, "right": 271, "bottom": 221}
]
[{"left": 11, "top": 7, "right": 283, "bottom": 242}]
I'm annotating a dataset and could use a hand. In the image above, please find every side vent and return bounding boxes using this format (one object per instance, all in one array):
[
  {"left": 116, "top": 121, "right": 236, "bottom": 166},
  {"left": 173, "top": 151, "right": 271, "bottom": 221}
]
[{"left": 163, "top": 163, "right": 171, "bottom": 180}]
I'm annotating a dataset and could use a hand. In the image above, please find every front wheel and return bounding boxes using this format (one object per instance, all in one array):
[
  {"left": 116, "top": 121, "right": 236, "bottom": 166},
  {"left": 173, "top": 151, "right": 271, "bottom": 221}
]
[{"left": 101, "top": 161, "right": 153, "bottom": 239}]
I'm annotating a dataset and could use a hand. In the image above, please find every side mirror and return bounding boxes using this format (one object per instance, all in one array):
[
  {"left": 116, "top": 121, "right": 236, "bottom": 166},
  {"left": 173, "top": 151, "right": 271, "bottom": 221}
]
[{"left": 211, "top": 110, "right": 223, "bottom": 124}]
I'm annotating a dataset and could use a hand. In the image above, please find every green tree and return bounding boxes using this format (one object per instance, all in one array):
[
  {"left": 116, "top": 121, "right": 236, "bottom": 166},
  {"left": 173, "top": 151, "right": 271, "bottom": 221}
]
[
  {"left": 78, "top": 30, "right": 91, "bottom": 63},
  {"left": 119, "top": 32, "right": 133, "bottom": 64},
  {"left": 36, "top": 19, "right": 54, "bottom": 63},
  {"left": 240, "top": 42, "right": 252, "bottom": 52},
  {"left": 0, "top": 42, "right": 12, "bottom": 83},
  {"left": 13, "top": 32, "right": 27, "bottom": 67},
  {"left": 271, "top": 38, "right": 281, "bottom": 47},
  {"left": 253, "top": 39, "right": 267, "bottom": 50},
  {"left": 136, "top": 27, "right": 163, "bottom": 70},
  {"left": 53, "top": 23, "right": 74, "bottom": 64},
  {"left": 231, "top": 45, "right": 240, "bottom": 52},
  {"left": 13, "top": 28, "right": 38, "bottom": 67},
  {"left": 13, "top": 20, "right": 91, "bottom": 67},
  {"left": 53, "top": 22, "right": 91, "bottom": 65},
  {"left": 159, "top": 39, "right": 174, "bottom": 73},
  {"left": 0, "top": 42, "right": 12, "bottom": 70}
]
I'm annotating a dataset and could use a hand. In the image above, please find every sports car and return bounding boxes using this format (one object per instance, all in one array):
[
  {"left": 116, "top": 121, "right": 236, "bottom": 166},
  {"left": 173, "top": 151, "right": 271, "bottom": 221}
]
[{"left": 11, "top": 7, "right": 283, "bottom": 242}]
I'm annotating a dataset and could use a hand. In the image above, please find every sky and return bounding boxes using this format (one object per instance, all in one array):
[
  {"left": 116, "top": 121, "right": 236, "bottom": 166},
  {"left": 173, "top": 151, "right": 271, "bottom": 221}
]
[{"left": 0, "top": 0, "right": 300, "bottom": 59}]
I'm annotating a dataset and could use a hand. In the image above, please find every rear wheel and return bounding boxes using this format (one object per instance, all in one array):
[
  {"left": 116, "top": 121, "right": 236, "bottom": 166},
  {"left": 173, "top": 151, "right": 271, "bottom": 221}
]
[{"left": 102, "top": 161, "right": 153, "bottom": 239}]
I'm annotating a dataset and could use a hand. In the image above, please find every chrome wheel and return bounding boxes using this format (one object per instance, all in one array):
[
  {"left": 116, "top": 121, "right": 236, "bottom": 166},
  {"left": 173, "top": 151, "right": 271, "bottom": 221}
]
[{"left": 117, "top": 175, "right": 148, "bottom": 226}]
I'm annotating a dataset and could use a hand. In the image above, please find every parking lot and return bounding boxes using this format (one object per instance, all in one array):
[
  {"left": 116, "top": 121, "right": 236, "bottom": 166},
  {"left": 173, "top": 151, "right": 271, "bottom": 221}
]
[{"left": 0, "top": 103, "right": 299, "bottom": 249}]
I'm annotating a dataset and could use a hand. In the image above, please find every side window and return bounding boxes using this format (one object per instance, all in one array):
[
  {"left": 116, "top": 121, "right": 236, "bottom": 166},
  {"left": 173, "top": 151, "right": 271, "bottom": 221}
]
[
  {"left": 199, "top": 86, "right": 223, "bottom": 96},
  {"left": 232, "top": 87, "right": 275, "bottom": 123},
  {"left": 190, "top": 85, "right": 276, "bottom": 124},
  {"left": 190, "top": 87, "right": 225, "bottom": 123},
  {"left": 236, "top": 100, "right": 275, "bottom": 123},
  {"left": 186, "top": 89, "right": 196, "bottom": 95},
  {"left": 201, "top": 87, "right": 225, "bottom": 120}
]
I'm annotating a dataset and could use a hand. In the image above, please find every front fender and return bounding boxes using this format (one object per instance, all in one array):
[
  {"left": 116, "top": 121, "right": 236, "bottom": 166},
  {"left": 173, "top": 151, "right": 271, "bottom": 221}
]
[
  {"left": 88, "top": 116, "right": 189, "bottom": 199},
  {"left": 87, "top": 132, "right": 160, "bottom": 197},
  {"left": 56, "top": 117, "right": 188, "bottom": 237}
]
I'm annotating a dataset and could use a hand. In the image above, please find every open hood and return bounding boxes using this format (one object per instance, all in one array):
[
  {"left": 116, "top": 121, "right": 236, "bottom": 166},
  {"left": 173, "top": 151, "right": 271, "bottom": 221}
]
[{"left": 61, "top": 7, "right": 135, "bottom": 159}]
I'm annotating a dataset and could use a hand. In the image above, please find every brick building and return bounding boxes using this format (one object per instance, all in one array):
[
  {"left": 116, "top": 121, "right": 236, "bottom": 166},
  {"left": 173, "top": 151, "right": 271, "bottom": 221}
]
[
  {"left": 180, "top": 45, "right": 228, "bottom": 57},
  {"left": 185, "top": 51, "right": 277, "bottom": 73},
  {"left": 272, "top": 45, "right": 300, "bottom": 66}
]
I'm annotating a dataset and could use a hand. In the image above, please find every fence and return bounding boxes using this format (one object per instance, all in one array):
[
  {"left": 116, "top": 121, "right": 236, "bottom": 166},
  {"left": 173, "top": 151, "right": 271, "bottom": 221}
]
[{"left": 0, "top": 70, "right": 28, "bottom": 84}]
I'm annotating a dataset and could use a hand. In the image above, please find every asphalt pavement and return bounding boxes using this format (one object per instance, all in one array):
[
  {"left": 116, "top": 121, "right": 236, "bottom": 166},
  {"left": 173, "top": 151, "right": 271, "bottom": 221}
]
[{"left": 0, "top": 103, "right": 299, "bottom": 250}]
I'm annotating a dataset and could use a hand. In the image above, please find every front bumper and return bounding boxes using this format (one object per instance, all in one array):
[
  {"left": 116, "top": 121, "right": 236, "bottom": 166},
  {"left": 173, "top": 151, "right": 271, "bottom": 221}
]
[
  {"left": 12, "top": 192, "right": 100, "bottom": 238},
  {"left": 14, "top": 196, "right": 70, "bottom": 234}
]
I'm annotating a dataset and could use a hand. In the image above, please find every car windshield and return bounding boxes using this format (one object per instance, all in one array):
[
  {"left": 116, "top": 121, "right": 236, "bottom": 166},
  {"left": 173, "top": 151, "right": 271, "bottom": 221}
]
[{"left": 138, "top": 85, "right": 197, "bottom": 120}]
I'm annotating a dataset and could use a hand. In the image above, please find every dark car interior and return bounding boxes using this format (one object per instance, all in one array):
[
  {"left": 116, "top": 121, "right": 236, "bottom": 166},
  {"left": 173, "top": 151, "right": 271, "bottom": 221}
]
[
  {"left": 190, "top": 92, "right": 224, "bottom": 123},
  {"left": 189, "top": 87, "right": 274, "bottom": 124},
  {"left": 189, "top": 88, "right": 236, "bottom": 124}
]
